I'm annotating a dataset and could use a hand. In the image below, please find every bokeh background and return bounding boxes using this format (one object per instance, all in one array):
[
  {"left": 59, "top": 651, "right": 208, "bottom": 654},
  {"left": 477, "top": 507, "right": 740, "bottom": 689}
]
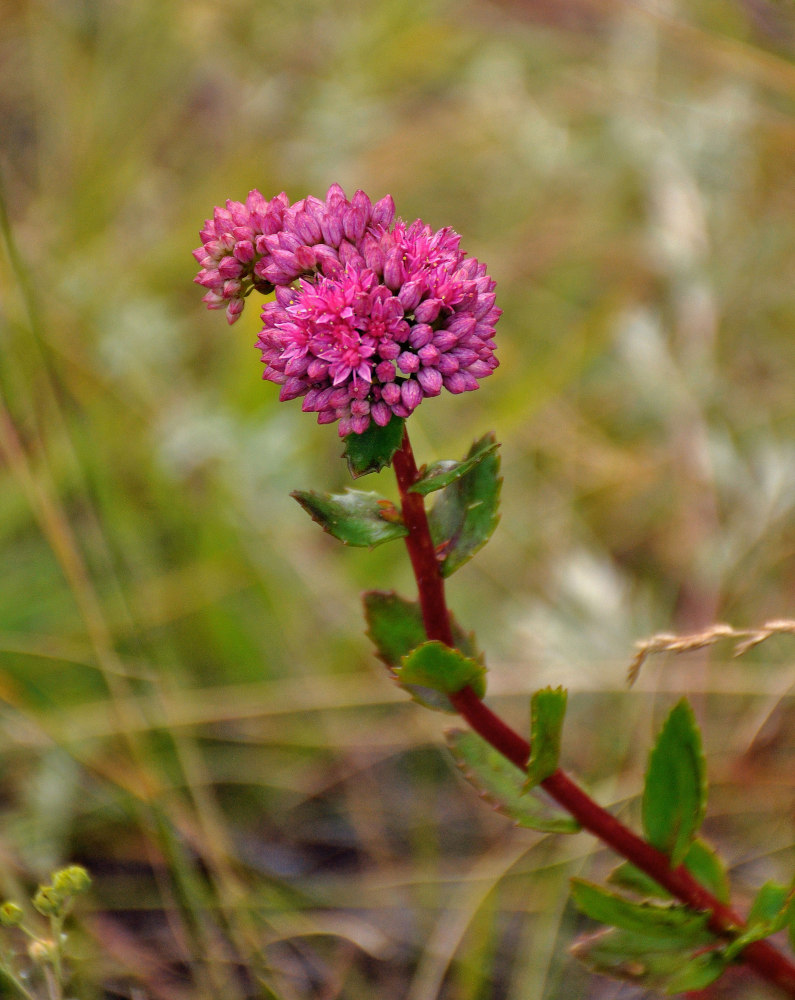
[{"left": 1, "top": 0, "right": 795, "bottom": 997}]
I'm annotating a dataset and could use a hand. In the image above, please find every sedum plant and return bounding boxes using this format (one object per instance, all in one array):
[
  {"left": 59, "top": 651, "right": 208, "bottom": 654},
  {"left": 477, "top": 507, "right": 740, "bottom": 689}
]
[
  {"left": 194, "top": 184, "right": 795, "bottom": 998},
  {"left": 0, "top": 865, "right": 90, "bottom": 1000}
]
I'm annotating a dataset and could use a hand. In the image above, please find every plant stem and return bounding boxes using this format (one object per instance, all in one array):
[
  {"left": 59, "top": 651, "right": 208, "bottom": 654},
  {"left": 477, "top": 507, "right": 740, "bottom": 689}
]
[{"left": 391, "top": 427, "right": 795, "bottom": 998}]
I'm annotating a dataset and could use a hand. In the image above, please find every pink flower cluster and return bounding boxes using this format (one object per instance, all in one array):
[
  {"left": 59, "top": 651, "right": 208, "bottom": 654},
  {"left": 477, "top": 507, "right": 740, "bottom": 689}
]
[{"left": 194, "top": 184, "right": 500, "bottom": 435}]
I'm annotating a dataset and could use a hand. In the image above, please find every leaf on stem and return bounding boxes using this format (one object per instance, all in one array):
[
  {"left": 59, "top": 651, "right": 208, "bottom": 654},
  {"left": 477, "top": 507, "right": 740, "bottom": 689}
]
[
  {"left": 409, "top": 436, "right": 499, "bottom": 496},
  {"left": 291, "top": 489, "right": 409, "bottom": 547},
  {"left": 446, "top": 729, "right": 580, "bottom": 833},
  {"left": 426, "top": 434, "right": 501, "bottom": 577},
  {"left": 609, "top": 838, "right": 729, "bottom": 904},
  {"left": 722, "top": 881, "right": 794, "bottom": 962},
  {"left": 572, "top": 927, "right": 726, "bottom": 994},
  {"left": 525, "top": 687, "right": 567, "bottom": 788},
  {"left": 342, "top": 415, "right": 405, "bottom": 478},
  {"left": 363, "top": 590, "right": 479, "bottom": 669},
  {"left": 641, "top": 698, "right": 707, "bottom": 866},
  {"left": 395, "top": 641, "right": 486, "bottom": 713},
  {"left": 570, "top": 880, "right": 715, "bottom": 947}
]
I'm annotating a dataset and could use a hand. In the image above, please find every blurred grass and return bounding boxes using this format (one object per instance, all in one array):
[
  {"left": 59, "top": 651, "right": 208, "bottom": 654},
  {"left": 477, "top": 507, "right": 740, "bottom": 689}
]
[{"left": 1, "top": 0, "right": 795, "bottom": 996}]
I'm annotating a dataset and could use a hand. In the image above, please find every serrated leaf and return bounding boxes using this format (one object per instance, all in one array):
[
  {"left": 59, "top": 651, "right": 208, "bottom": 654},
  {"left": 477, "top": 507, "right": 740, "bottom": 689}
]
[
  {"left": 362, "top": 591, "right": 479, "bottom": 669},
  {"left": 609, "top": 839, "right": 729, "bottom": 905},
  {"left": 409, "top": 437, "right": 500, "bottom": 496},
  {"left": 747, "top": 881, "right": 790, "bottom": 931},
  {"left": 573, "top": 926, "right": 725, "bottom": 992},
  {"left": 342, "top": 415, "right": 405, "bottom": 478},
  {"left": 608, "top": 863, "right": 669, "bottom": 899},
  {"left": 291, "top": 489, "right": 409, "bottom": 547},
  {"left": 427, "top": 434, "right": 501, "bottom": 577},
  {"left": 642, "top": 699, "right": 707, "bottom": 866},
  {"left": 570, "top": 880, "right": 714, "bottom": 947},
  {"left": 722, "top": 883, "right": 795, "bottom": 962},
  {"left": 683, "top": 839, "right": 730, "bottom": 903},
  {"left": 446, "top": 729, "right": 580, "bottom": 834},
  {"left": 396, "top": 641, "right": 486, "bottom": 713},
  {"left": 525, "top": 687, "right": 567, "bottom": 788},
  {"left": 572, "top": 927, "right": 693, "bottom": 987},
  {"left": 663, "top": 950, "right": 727, "bottom": 994}
]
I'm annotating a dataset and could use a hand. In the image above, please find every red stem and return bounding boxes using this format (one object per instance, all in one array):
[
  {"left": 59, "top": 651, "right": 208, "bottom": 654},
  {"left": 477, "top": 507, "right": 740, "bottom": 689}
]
[{"left": 391, "top": 427, "right": 795, "bottom": 998}]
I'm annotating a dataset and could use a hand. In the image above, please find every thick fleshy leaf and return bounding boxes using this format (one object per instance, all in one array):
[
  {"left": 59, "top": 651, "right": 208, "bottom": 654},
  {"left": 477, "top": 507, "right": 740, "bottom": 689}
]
[
  {"left": 525, "top": 687, "right": 567, "bottom": 789},
  {"left": 446, "top": 729, "right": 580, "bottom": 833},
  {"left": 362, "top": 590, "right": 479, "bottom": 669},
  {"left": 291, "top": 489, "right": 408, "bottom": 547},
  {"left": 641, "top": 699, "right": 706, "bottom": 866},
  {"left": 342, "top": 415, "right": 405, "bottom": 478},
  {"left": 572, "top": 927, "right": 725, "bottom": 992},
  {"left": 608, "top": 863, "right": 668, "bottom": 899},
  {"left": 663, "top": 951, "right": 727, "bottom": 994},
  {"left": 409, "top": 436, "right": 500, "bottom": 496},
  {"left": 395, "top": 640, "right": 486, "bottom": 712},
  {"left": 609, "top": 839, "right": 729, "bottom": 904},
  {"left": 682, "top": 839, "right": 730, "bottom": 903},
  {"left": 570, "top": 880, "right": 714, "bottom": 947},
  {"left": 747, "top": 880, "right": 790, "bottom": 930},
  {"left": 723, "top": 881, "right": 794, "bottom": 961},
  {"left": 427, "top": 434, "right": 501, "bottom": 577}
]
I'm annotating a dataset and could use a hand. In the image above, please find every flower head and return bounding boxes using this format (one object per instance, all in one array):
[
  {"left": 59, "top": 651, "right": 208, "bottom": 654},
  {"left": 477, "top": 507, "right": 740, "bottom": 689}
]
[{"left": 195, "top": 185, "right": 499, "bottom": 433}]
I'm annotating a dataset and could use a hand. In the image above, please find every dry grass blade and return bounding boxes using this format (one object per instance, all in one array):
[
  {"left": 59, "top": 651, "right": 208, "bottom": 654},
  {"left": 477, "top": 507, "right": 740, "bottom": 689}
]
[{"left": 628, "top": 620, "right": 795, "bottom": 684}]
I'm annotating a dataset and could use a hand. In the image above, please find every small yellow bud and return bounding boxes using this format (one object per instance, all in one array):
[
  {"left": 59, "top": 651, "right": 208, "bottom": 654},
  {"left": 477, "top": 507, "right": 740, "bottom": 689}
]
[
  {"left": 28, "top": 939, "right": 56, "bottom": 964},
  {"left": 32, "top": 886, "right": 63, "bottom": 917},
  {"left": 51, "top": 865, "right": 91, "bottom": 896},
  {"left": 0, "top": 902, "right": 23, "bottom": 927}
]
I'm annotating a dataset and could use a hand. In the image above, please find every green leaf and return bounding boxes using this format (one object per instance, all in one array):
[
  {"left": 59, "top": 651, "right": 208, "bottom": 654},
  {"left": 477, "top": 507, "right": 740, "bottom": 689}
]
[
  {"left": 396, "top": 641, "right": 486, "bottom": 712},
  {"left": 608, "top": 839, "right": 729, "bottom": 905},
  {"left": 572, "top": 927, "right": 725, "bottom": 992},
  {"left": 446, "top": 729, "right": 580, "bottom": 834},
  {"left": 427, "top": 434, "right": 501, "bottom": 577},
  {"left": 663, "top": 950, "right": 727, "bottom": 994},
  {"left": 409, "top": 437, "right": 500, "bottom": 496},
  {"left": 572, "top": 928, "right": 683, "bottom": 987},
  {"left": 570, "top": 880, "right": 714, "bottom": 947},
  {"left": 608, "top": 863, "right": 669, "bottom": 899},
  {"left": 641, "top": 699, "right": 707, "bottom": 865},
  {"left": 525, "top": 687, "right": 567, "bottom": 788},
  {"left": 342, "top": 415, "right": 405, "bottom": 478},
  {"left": 291, "top": 489, "right": 409, "bottom": 547},
  {"left": 722, "top": 881, "right": 794, "bottom": 961},
  {"left": 362, "top": 591, "right": 479, "bottom": 669},
  {"left": 747, "top": 880, "right": 791, "bottom": 931},
  {"left": 683, "top": 839, "right": 730, "bottom": 903}
]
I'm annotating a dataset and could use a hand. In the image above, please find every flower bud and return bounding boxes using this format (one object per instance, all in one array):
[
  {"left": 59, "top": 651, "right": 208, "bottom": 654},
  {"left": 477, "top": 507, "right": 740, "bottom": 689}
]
[
  {"left": 33, "top": 886, "right": 63, "bottom": 917},
  {"left": 0, "top": 902, "right": 23, "bottom": 927},
  {"left": 52, "top": 865, "right": 91, "bottom": 896}
]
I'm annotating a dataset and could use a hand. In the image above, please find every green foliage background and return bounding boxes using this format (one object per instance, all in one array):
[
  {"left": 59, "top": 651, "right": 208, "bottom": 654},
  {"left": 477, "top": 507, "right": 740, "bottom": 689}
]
[{"left": 1, "top": 1, "right": 794, "bottom": 996}]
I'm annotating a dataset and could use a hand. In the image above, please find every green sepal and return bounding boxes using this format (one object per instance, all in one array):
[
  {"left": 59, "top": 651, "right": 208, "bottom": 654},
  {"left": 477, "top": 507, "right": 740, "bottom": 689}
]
[
  {"left": 363, "top": 590, "right": 479, "bottom": 669},
  {"left": 609, "top": 838, "right": 730, "bottom": 904},
  {"left": 642, "top": 698, "right": 707, "bottom": 866},
  {"left": 409, "top": 436, "right": 500, "bottom": 496},
  {"left": 723, "top": 881, "right": 794, "bottom": 962},
  {"left": 342, "top": 415, "right": 405, "bottom": 478},
  {"left": 446, "top": 729, "right": 580, "bottom": 834},
  {"left": 524, "top": 687, "right": 567, "bottom": 788},
  {"left": 572, "top": 927, "right": 726, "bottom": 993},
  {"left": 570, "top": 880, "right": 715, "bottom": 947},
  {"left": 395, "top": 641, "right": 486, "bottom": 713},
  {"left": 427, "top": 433, "right": 501, "bottom": 577},
  {"left": 291, "top": 489, "right": 409, "bottom": 547}
]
